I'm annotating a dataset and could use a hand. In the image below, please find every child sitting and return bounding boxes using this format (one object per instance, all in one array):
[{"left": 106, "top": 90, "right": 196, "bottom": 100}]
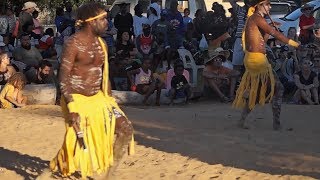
[
  {"left": 169, "top": 63, "right": 191, "bottom": 105},
  {"left": 127, "top": 58, "right": 163, "bottom": 105},
  {"left": 136, "top": 24, "right": 155, "bottom": 59},
  {"left": 0, "top": 72, "right": 27, "bottom": 109}
]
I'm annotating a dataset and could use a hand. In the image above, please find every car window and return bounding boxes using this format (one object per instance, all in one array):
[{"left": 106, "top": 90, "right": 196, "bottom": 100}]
[
  {"left": 270, "top": 4, "right": 291, "bottom": 15},
  {"left": 284, "top": 7, "right": 302, "bottom": 20}
]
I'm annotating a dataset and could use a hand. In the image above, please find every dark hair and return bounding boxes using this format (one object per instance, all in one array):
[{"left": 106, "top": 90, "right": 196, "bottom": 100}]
[
  {"left": 22, "top": 22, "right": 33, "bottom": 33},
  {"left": 32, "top": 10, "right": 39, "bottom": 16},
  {"left": 20, "top": 32, "right": 30, "bottom": 39},
  {"left": 45, "top": 28, "right": 54, "bottom": 36},
  {"left": 76, "top": 2, "right": 105, "bottom": 27},
  {"left": 56, "top": 7, "right": 64, "bottom": 16},
  {"left": 39, "top": 60, "right": 52, "bottom": 69},
  {"left": 184, "top": 8, "right": 190, "bottom": 13},
  {"left": 195, "top": 9, "right": 203, "bottom": 17}
]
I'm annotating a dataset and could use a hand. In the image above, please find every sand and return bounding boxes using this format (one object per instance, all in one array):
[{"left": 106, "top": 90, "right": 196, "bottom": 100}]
[{"left": 0, "top": 102, "right": 319, "bottom": 180}]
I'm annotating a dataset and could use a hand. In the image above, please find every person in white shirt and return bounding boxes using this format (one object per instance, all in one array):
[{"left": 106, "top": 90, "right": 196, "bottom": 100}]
[{"left": 133, "top": 4, "right": 148, "bottom": 38}]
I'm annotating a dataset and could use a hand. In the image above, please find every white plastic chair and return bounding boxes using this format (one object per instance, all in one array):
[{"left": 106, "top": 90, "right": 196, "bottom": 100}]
[{"left": 177, "top": 49, "right": 204, "bottom": 88}]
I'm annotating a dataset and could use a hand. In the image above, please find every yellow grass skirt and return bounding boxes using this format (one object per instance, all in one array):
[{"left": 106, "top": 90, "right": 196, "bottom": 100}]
[
  {"left": 233, "top": 52, "right": 275, "bottom": 110},
  {"left": 50, "top": 91, "right": 133, "bottom": 178}
]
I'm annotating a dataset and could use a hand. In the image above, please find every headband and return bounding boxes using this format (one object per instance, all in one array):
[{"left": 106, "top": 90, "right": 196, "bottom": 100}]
[{"left": 76, "top": 11, "right": 107, "bottom": 27}]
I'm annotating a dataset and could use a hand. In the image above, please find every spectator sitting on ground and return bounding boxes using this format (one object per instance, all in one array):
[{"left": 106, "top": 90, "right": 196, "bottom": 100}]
[
  {"left": 293, "top": 59, "right": 319, "bottom": 105},
  {"left": 127, "top": 58, "right": 163, "bottom": 106},
  {"left": 166, "top": 60, "right": 189, "bottom": 89},
  {"left": 214, "top": 47, "right": 233, "bottom": 70},
  {"left": 0, "top": 52, "right": 16, "bottom": 85},
  {"left": 2, "top": 35, "right": 15, "bottom": 58},
  {"left": 136, "top": 24, "right": 155, "bottom": 60},
  {"left": 0, "top": 72, "right": 27, "bottom": 109},
  {"left": 25, "top": 60, "right": 54, "bottom": 84},
  {"left": 13, "top": 33, "right": 42, "bottom": 69},
  {"left": 169, "top": 62, "right": 191, "bottom": 105},
  {"left": 203, "top": 50, "right": 240, "bottom": 102},
  {"left": 38, "top": 28, "right": 56, "bottom": 58}
]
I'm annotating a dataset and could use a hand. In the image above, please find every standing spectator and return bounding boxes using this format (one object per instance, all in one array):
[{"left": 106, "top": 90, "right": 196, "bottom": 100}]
[
  {"left": 299, "top": 4, "right": 315, "bottom": 45},
  {"left": 208, "top": 3, "right": 229, "bottom": 41},
  {"left": 294, "top": 59, "right": 319, "bottom": 104},
  {"left": 0, "top": 7, "right": 9, "bottom": 36},
  {"left": 25, "top": 60, "right": 54, "bottom": 84},
  {"left": 6, "top": 6, "right": 16, "bottom": 45},
  {"left": 193, "top": 9, "right": 205, "bottom": 40},
  {"left": 0, "top": 52, "right": 16, "bottom": 85},
  {"left": 0, "top": 72, "right": 27, "bottom": 109},
  {"left": 183, "top": 8, "right": 192, "bottom": 29},
  {"left": 229, "top": 0, "right": 249, "bottom": 72},
  {"left": 133, "top": 4, "right": 148, "bottom": 38},
  {"left": 64, "top": 1, "right": 75, "bottom": 22},
  {"left": 102, "top": 8, "right": 117, "bottom": 56},
  {"left": 32, "top": 10, "right": 42, "bottom": 40},
  {"left": 55, "top": 19, "right": 73, "bottom": 63},
  {"left": 18, "top": 1, "right": 38, "bottom": 37},
  {"left": 166, "top": 0, "right": 185, "bottom": 49},
  {"left": 13, "top": 33, "right": 42, "bottom": 68},
  {"left": 127, "top": 58, "right": 163, "bottom": 105},
  {"left": 54, "top": 7, "right": 65, "bottom": 33},
  {"left": 114, "top": 3, "right": 133, "bottom": 40},
  {"left": 148, "top": 0, "right": 161, "bottom": 26}
]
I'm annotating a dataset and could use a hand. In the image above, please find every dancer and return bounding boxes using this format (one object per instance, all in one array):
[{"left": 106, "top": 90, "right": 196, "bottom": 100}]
[
  {"left": 232, "top": 0, "right": 299, "bottom": 130},
  {"left": 50, "top": 2, "right": 134, "bottom": 179}
]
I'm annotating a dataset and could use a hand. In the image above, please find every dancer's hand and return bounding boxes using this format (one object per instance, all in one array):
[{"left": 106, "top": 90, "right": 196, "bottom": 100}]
[{"left": 69, "top": 112, "right": 81, "bottom": 132}]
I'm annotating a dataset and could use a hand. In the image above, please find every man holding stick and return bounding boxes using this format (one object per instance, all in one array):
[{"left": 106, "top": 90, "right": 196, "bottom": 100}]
[{"left": 50, "top": 2, "right": 134, "bottom": 179}]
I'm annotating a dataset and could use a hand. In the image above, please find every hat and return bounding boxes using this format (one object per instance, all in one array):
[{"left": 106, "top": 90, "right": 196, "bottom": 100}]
[
  {"left": 301, "top": 4, "right": 314, "bottom": 11},
  {"left": 22, "top": 1, "right": 39, "bottom": 11},
  {"left": 204, "top": 49, "right": 229, "bottom": 65},
  {"left": 0, "top": 36, "right": 5, "bottom": 47}
]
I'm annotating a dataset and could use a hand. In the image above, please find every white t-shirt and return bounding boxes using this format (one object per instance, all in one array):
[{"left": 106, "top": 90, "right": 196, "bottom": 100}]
[{"left": 133, "top": 15, "right": 148, "bottom": 37}]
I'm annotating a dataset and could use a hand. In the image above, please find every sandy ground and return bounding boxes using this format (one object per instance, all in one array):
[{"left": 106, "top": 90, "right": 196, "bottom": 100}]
[{"left": 0, "top": 102, "right": 319, "bottom": 180}]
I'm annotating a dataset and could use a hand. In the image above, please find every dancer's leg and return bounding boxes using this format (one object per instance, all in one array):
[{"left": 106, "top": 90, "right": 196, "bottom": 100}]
[
  {"left": 238, "top": 98, "right": 251, "bottom": 129},
  {"left": 271, "top": 76, "right": 284, "bottom": 130}
]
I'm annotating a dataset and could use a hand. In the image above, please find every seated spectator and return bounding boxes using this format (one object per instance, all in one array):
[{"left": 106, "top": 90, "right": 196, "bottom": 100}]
[
  {"left": 2, "top": 35, "right": 15, "bottom": 58},
  {"left": 166, "top": 60, "right": 189, "bottom": 89},
  {"left": 127, "top": 58, "right": 163, "bottom": 105},
  {"left": 214, "top": 47, "right": 233, "bottom": 70},
  {"left": 203, "top": 50, "right": 240, "bottom": 102},
  {"left": 183, "top": 23, "right": 199, "bottom": 55},
  {"left": 39, "top": 28, "right": 56, "bottom": 58},
  {"left": 169, "top": 62, "right": 191, "bottom": 105},
  {"left": 275, "top": 46, "right": 299, "bottom": 95},
  {"left": 136, "top": 24, "right": 155, "bottom": 60},
  {"left": 293, "top": 59, "right": 319, "bottom": 105},
  {"left": 0, "top": 72, "right": 27, "bottom": 109},
  {"left": 25, "top": 60, "right": 54, "bottom": 84},
  {"left": 116, "top": 31, "right": 138, "bottom": 60},
  {"left": 13, "top": 33, "right": 43, "bottom": 69},
  {"left": 0, "top": 52, "right": 16, "bottom": 85},
  {"left": 153, "top": 32, "right": 167, "bottom": 71}
]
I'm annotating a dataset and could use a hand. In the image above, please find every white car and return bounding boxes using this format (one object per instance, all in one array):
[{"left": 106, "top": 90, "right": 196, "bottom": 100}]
[
  {"left": 274, "top": 0, "right": 320, "bottom": 36},
  {"left": 269, "top": 1, "right": 296, "bottom": 20}
]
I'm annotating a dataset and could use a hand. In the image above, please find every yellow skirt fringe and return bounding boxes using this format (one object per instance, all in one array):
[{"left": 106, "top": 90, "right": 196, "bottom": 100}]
[
  {"left": 233, "top": 52, "right": 275, "bottom": 110},
  {"left": 50, "top": 91, "right": 134, "bottom": 179}
]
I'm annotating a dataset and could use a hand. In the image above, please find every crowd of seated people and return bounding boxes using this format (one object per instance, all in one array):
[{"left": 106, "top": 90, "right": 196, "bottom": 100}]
[{"left": 1, "top": 0, "right": 320, "bottom": 109}]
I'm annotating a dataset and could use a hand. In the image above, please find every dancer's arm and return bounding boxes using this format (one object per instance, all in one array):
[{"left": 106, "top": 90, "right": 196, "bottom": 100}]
[{"left": 255, "top": 16, "right": 299, "bottom": 47}]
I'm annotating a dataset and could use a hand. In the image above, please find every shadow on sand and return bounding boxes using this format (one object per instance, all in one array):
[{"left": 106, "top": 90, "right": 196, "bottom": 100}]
[{"left": 125, "top": 104, "right": 320, "bottom": 179}]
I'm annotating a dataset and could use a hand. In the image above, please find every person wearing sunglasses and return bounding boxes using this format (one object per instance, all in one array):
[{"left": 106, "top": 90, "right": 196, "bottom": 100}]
[{"left": 299, "top": 4, "right": 315, "bottom": 45}]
